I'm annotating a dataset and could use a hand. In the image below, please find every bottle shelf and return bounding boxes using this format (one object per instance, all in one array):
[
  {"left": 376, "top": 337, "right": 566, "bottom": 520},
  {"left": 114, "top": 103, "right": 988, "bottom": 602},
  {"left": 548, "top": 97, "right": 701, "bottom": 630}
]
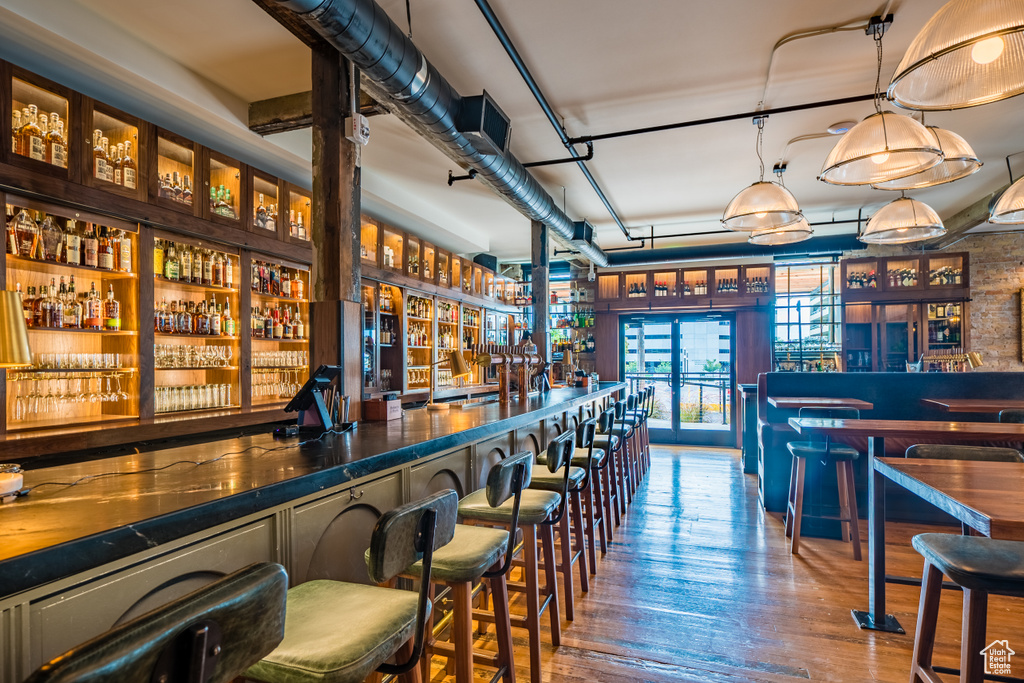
[
  {"left": 154, "top": 276, "right": 238, "bottom": 293},
  {"left": 408, "top": 345, "right": 432, "bottom": 349},
  {"left": 11, "top": 367, "right": 136, "bottom": 374},
  {"left": 7, "top": 414, "right": 139, "bottom": 433},
  {"left": 26, "top": 327, "right": 136, "bottom": 335},
  {"left": 6, "top": 254, "right": 136, "bottom": 279},
  {"left": 154, "top": 404, "right": 241, "bottom": 417},
  {"left": 155, "top": 366, "right": 238, "bottom": 371},
  {"left": 251, "top": 290, "right": 308, "bottom": 303},
  {"left": 407, "top": 315, "right": 432, "bottom": 322},
  {"left": 154, "top": 331, "right": 237, "bottom": 340},
  {"left": 252, "top": 337, "right": 308, "bottom": 344}
]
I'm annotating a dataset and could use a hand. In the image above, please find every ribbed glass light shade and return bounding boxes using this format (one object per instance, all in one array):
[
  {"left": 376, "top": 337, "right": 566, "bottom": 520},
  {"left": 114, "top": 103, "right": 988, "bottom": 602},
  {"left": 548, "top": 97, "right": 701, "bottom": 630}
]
[
  {"left": 860, "top": 197, "right": 946, "bottom": 244},
  {"left": 819, "top": 112, "right": 943, "bottom": 185},
  {"left": 889, "top": 0, "right": 1024, "bottom": 110},
  {"left": 872, "top": 126, "right": 982, "bottom": 190},
  {"left": 748, "top": 218, "right": 813, "bottom": 245},
  {"left": 721, "top": 181, "right": 802, "bottom": 231},
  {"left": 989, "top": 176, "right": 1024, "bottom": 223}
]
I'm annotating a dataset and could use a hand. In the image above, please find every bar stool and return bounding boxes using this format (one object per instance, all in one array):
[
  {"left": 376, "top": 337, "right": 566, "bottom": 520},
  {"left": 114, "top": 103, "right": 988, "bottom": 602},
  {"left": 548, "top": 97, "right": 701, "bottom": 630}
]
[
  {"left": 26, "top": 562, "right": 288, "bottom": 683},
  {"left": 247, "top": 490, "right": 458, "bottom": 683},
  {"left": 401, "top": 451, "right": 532, "bottom": 683},
  {"left": 458, "top": 430, "right": 574, "bottom": 683},
  {"left": 909, "top": 533, "right": 1024, "bottom": 683},
  {"left": 591, "top": 405, "right": 621, "bottom": 539},
  {"left": 784, "top": 407, "right": 862, "bottom": 560},
  {"left": 621, "top": 392, "right": 641, "bottom": 502},
  {"left": 594, "top": 400, "right": 628, "bottom": 525}
]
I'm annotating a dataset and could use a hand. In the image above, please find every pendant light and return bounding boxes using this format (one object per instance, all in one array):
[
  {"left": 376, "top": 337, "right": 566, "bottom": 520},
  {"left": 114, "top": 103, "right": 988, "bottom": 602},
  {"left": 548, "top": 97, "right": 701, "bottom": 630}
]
[
  {"left": 989, "top": 160, "right": 1024, "bottom": 223},
  {"left": 748, "top": 218, "right": 813, "bottom": 245},
  {"left": 871, "top": 125, "right": 982, "bottom": 190},
  {"left": 860, "top": 196, "right": 946, "bottom": 244},
  {"left": 722, "top": 117, "right": 803, "bottom": 231},
  {"left": 819, "top": 20, "right": 944, "bottom": 186},
  {"left": 889, "top": 0, "right": 1024, "bottom": 111}
]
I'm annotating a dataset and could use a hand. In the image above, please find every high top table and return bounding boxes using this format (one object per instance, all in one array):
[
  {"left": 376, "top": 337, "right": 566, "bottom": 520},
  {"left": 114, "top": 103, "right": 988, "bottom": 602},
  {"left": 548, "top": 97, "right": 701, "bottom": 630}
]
[
  {"left": 789, "top": 417, "right": 1024, "bottom": 634},
  {"left": 768, "top": 396, "right": 874, "bottom": 411},
  {"left": 921, "top": 398, "right": 1024, "bottom": 413}
]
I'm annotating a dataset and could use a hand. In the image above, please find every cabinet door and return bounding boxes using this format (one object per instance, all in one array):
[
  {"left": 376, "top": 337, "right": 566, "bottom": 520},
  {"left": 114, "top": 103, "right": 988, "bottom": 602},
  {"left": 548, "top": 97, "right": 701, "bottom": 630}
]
[
  {"left": 596, "top": 274, "right": 621, "bottom": 301},
  {"left": 411, "top": 448, "right": 471, "bottom": 500}
]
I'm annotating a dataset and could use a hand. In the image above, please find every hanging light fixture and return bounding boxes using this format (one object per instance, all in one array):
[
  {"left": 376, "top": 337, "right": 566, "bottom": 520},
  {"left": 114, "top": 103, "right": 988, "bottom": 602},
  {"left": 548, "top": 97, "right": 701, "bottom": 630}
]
[
  {"left": 819, "top": 17, "right": 944, "bottom": 186},
  {"left": 722, "top": 117, "right": 803, "bottom": 231},
  {"left": 871, "top": 125, "right": 982, "bottom": 190},
  {"left": 989, "top": 158, "right": 1024, "bottom": 223},
  {"left": 860, "top": 196, "right": 946, "bottom": 244},
  {"left": 889, "top": 0, "right": 1024, "bottom": 111},
  {"left": 748, "top": 218, "right": 813, "bottom": 245}
]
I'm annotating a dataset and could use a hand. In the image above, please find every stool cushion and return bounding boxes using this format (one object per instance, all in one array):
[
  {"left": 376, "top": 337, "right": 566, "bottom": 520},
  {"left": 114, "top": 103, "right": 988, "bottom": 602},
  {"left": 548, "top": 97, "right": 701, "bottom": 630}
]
[
  {"left": 458, "top": 488, "right": 560, "bottom": 525},
  {"left": 536, "top": 447, "right": 606, "bottom": 468},
  {"left": 786, "top": 441, "right": 859, "bottom": 461},
  {"left": 396, "top": 524, "right": 509, "bottom": 584},
  {"left": 529, "top": 466, "right": 586, "bottom": 492},
  {"left": 592, "top": 435, "right": 620, "bottom": 451},
  {"left": 912, "top": 533, "right": 1024, "bottom": 597},
  {"left": 246, "top": 580, "right": 423, "bottom": 683}
]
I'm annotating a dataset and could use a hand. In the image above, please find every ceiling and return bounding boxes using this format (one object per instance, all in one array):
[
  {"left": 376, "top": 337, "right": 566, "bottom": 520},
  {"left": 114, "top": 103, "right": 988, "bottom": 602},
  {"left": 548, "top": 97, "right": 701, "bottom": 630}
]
[{"left": 14, "top": 0, "right": 1024, "bottom": 263}]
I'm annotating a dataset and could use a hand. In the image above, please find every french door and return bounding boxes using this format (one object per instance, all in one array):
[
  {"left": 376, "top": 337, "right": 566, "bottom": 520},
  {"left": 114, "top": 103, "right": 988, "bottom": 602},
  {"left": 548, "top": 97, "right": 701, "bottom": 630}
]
[{"left": 621, "top": 314, "right": 736, "bottom": 446}]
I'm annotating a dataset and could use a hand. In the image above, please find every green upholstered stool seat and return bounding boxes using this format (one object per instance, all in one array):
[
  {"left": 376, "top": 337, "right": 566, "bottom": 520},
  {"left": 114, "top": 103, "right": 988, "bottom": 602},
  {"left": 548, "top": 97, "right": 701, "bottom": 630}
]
[
  {"left": 786, "top": 441, "right": 859, "bottom": 461},
  {"left": 459, "top": 487, "right": 559, "bottom": 525},
  {"left": 528, "top": 466, "right": 586, "bottom": 491},
  {"left": 393, "top": 525, "right": 509, "bottom": 584},
  {"left": 245, "top": 580, "right": 425, "bottom": 683},
  {"left": 536, "top": 447, "right": 606, "bottom": 468},
  {"left": 912, "top": 534, "right": 1024, "bottom": 597}
]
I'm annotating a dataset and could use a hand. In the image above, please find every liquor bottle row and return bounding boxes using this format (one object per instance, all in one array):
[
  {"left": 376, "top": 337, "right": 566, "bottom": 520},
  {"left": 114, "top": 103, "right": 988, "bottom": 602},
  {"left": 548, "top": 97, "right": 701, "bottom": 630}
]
[
  {"left": 627, "top": 281, "right": 648, "bottom": 297},
  {"left": 155, "top": 297, "right": 237, "bottom": 337},
  {"left": 437, "top": 301, "right": 459, "bottom": 324},
  {"left": 209, "top": 185, "right": 239, "bottom": 220},
  {"left": 250, "top": 305, "right": 306, "bottom": 340},
  {"left": 7, "top": 208, "right": 133, "bottom": 271},
  {"left": 159, "top": 172, "right": 194, "bottom": 206},
  {"left": 747, "top": 277, "right": 770, "bottom": 293},
  {"left": 887, "top": 267, "right": 918, "bottom": 288},
  {"left": 12, "top": 104, "right": 67, "bottom": 168},
  {"left": 716, "top": 278, "right": 739, "bottom": 294},
  {"left": 554, "top": 333, "right": 597, "bottom": 354},
  {"left": 380, "top": 319, "right": 398, "bottom": 345},
  {"left": 928, "top": 266, "right": 963, "bottom": 286},
  {"left": 928, "top": 302, "right": 963, "bottom": 319},
  {"left": 928, "top": 320, "right": 962, "bottom": 344},
  {"left": 253, "top": 194, "right": 279, "bottom": 231},
  {"left": 154, "top": 239, "right": 234, "bottom": 288},
  {"left": 438, "top": 328, "right": 458, "bottom": 351},
  {"left": 846, "top": 271, "right": 878, "bottom": 289},
  {"left": 683, "top": 280, "right": 708, "bottom": 296},
  {"left": 251, "top": 260, "right": 305, "bottom": 299},
  {"left": 17, "top": 278, "right": 121, "bottom": 331},
  {"left": 92, "top": 129, "right": 138, "bottom": 189},
  {"left": 464, "top": 309, "right": 480, "bottom": 327},
  {"left": 407, "top": 322, "right": 431, "bottom": 347},
  {"left": 380, "top": 287, "right": 398, "bottom": 314},
  {"left": 551, "top": 307, "right": 595, "bottom": 329},
  {"left": 407, "top": 295, "right": 432, "bottom": 319}
]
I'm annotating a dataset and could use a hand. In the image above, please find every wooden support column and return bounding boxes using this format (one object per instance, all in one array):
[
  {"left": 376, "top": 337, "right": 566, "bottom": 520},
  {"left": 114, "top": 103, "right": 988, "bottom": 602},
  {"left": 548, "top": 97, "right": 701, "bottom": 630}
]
[
  {"left": 310, "top": 47, "right": 363, "bottom": 420},
  {"left": 531, "top": 220, "right": 551, "bottom": 363}
]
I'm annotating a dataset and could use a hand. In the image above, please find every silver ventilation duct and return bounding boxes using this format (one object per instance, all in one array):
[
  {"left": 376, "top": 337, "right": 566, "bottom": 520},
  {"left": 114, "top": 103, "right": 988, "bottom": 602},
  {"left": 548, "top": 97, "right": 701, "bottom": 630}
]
[{"left": 274, "top": 0, "right": 610, "bottom": 268}]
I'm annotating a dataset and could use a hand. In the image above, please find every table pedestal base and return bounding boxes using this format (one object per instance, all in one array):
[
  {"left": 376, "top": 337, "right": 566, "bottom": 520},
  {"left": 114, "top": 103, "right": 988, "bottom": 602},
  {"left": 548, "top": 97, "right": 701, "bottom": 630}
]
[{"left": 851, "top": 609, "right": 904, "bottom": 633}]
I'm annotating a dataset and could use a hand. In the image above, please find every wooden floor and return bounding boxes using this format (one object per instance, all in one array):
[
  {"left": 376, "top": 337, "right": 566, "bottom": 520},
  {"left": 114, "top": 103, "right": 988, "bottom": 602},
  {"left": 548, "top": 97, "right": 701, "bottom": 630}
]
[{"left": 425, "top": 445, "right": 1023, "bottom": 682}]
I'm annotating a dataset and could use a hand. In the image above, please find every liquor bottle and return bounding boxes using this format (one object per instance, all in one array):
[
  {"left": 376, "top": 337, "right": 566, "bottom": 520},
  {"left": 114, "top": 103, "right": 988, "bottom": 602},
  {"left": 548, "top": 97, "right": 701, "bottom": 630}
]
[
  {"left": 11, "top": 109, "right": 20, "bottom": 154},
  {"left": 273, "top": 307, "right": 284, "bottom": 339},
  {"left": 6, "top": 210, "right": 18, "bottom": 255},
  {"left": 154, "top": 239, "right": 165, "bottom": 276},
  {"left": 281, "top": 268, "right": 291, "bottom": 297},
  {"left": 97, "top": 226, "right": 114, "bottom": 270},
  {"left": 172, "top": 173, "right": 183, "bottom": 203},
  {"left": 188, "top": 245, "right": 201, "bottom": 284},
  {"left": 82, "top": 224, "right": 99, "bottom": 268},
  {"left": 266, "top": 203, "right": 277, "bottom": 231},
  {"left": 210, "top": 297, "right": 222, "bottom": 336},
  {"left": 180, "top": 244, "right": 193, "bottom": 283},
  {"left": 84, "top": 282, "right": 102, "bottom": 330},
  {"left": 24, "top": 105, "right": 45, "bottom": 162},
  {"left": 93, "top": 129, "right": 107, "bottom": 180},
  {"left": 223, "top": 299, "right": 235, "bottom": 337},
  {"left": 212, "top": 252, "right": 224, "bottom": 287},
  {"left": 65, "top": 276, "right": 82, "bottom": 328},
  {"left": 112, "top": 143, "right": 124, "bottom": 186},
  {"left": 164, "top": 241, "right": 178, "bottom": 280},
  {"left": 160, "top": 173, "right": 172, "bottom": 199},
  {"left": 224, "top": 254, "right": 233, "bottom": 289},
  {"left": 282, "top": 307, "right": 293, "bottom": 339},
  {"left": 12, "top": 209, "right": 38, "bottom": 259},
  {"left": 256, "top": 193, "right": 267, "bottom": 229},
  {"left": 181, "top": 174, "right": 192, "bottom": 205},
  {"left": 203, "top": 249, "right": 214, "bottom": 286},
  {"left": 37, "top": 114, "right": 49, "bottom": 162},
  {"left": 40, "top": 214, "right": 63, "bottom": 262},
  {"left": 122, "top": 141, "right": 137, "bottom": 190},
  {"left": 64, "top": 220, "right": 81, "bottom": 265},
  {"left": 289, "top": 210, "right": 297, "bottom": 237},
  {"left": 99, "top": 137, "right": 112, "bottom": 182},
  {"left": 292, "top": 271, "right": 304, "bottom": 300},
  {"left": 48, "top": 115, "right": 67, "bottom": 168},
  {"left": 224, "top": 188, "right": 236, "bottom": 219}
]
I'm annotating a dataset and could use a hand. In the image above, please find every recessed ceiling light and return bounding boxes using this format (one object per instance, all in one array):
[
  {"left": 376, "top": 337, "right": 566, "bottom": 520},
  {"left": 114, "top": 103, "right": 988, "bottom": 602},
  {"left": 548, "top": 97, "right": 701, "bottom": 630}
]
[{"left": 827, "top": 121, "right": 858, "bottom": 135}]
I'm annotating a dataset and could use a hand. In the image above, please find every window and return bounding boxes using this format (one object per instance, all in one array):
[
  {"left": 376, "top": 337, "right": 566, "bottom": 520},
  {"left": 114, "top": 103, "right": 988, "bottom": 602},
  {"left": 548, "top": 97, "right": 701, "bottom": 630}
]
[{"left": 774, "top": 262, "right": 842, "bottom": 371}]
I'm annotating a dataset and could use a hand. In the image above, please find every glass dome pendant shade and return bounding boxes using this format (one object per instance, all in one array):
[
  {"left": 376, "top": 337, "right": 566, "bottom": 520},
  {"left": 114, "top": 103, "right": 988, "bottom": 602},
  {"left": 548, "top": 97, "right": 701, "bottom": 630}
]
[
  {"left": 819, "top": 112, "right": 944, "bottom": 185},
  {"left": 722, "top": 181, "right": 803, "bottom": 231},
  {"left": 888, "top": 0, "right": 1024, "bottom": 110},
  {"left": 872, "top": 126, "right": 982, "bottom": 190},
  {"left": 748, "top": 218, "right": 813, "bottom": 245},
  {"left": 989, "top": 175, "right": 1024, "bottom": 223},
  {"left": 860, "top": 196, "right": 946, "bottom": 244}
]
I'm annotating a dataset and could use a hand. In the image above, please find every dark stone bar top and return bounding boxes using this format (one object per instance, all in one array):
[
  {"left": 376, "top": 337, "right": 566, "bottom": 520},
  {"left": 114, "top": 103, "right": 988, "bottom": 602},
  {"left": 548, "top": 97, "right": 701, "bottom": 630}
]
[{"left": 0, "top": 383, "right": 622, "bottom": 600}]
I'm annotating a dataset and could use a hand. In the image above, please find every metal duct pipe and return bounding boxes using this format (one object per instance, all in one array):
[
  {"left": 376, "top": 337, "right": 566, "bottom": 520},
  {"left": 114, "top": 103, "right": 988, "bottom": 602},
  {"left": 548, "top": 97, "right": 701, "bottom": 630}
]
[
  {"left": 605, "top": 235, "right": 861, "bottom": 268},
  {"left": 274, "top": 0, "right": 609, "bottom": 267}
]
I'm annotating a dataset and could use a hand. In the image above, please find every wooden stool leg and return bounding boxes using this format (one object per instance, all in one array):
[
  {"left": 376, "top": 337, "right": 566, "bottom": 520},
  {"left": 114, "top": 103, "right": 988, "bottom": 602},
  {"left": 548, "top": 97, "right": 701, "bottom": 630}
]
[
  {"left": 592, "top": 468, "right": 608, "bottom": 553},
  {"left": 583, "top": 479, "right": 599, "bottom": 571},
  {"left": 844, "top": 461, "right": 862, "bottom": 561},
  {"left": 395, "top": 636, "right": 422, "bottom": 683},
  {"left": 489, "top": 572, "right": 516, "bottom": 683},
  {"left": 603, "top": 464, "right": 618, "bottom": 538},
  {"left": 909, "top": 560, "right": 943, "bottom": 683},
  {"left": 521, "top": 524, "right": 543, "bottom": 683},
  {"left": 836, "top": 461, "right": 852, "bottom": 543},
  {"left": 557, "top": 511, "right": 575, "bottom": 621},
  {"left": 540, "top": 522, "right": 562, "bottom": 646},
  {"left": 785, "top": 456, "right": 797, "bottom": 539},
  {"left": 790, "top": 457, "right": 806, "bottom": 555},
  {"left": 609, "top": 453, "right": 624, "bottom": 526},
  {"left": 570, "top": 489, "right": 590, "bottom": 589},
  {"left": 451, "top": 581, "right": 474, "bottom": 683},
  {"left": 420, "top": 582, "right": 435, "bottom": 682},
  {"left": 961, "top": 588, "right": 988, "bottom": 683}
]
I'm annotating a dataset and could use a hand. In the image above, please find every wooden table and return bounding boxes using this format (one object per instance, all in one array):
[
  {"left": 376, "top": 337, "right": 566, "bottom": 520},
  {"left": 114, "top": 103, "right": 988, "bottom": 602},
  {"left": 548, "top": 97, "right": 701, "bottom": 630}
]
[
  {"left": 768, "top": 396, "right": 874, "bottom": 411},
  {"left": 921, "top": 398, "right": 1024, "bottom": 413},
  {"left": 789, "top": 417, "right": 1024, "bottom": 634}
]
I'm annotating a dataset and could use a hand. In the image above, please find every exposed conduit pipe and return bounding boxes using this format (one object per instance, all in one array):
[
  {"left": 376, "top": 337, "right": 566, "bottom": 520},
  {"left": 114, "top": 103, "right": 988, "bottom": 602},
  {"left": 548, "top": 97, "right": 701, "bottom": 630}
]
[{"left": 273, "top": 0, "right": 609, "bottom": 267}]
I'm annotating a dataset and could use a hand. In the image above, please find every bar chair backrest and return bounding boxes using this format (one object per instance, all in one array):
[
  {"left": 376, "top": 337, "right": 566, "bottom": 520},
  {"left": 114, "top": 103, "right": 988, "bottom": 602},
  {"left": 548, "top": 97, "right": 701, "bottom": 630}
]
[
  {"left": 542, "top": 429, "right": 576, "bottom": 526},
  {"left": 998, "top": 409, "right": 1024, "bottom": 424},
  {"left": 25, "top": 562, "right": 289, "bottom": 683},
  {"left": 573, "top": 417, "right": 599, "bottom": 491},
  {"left": 483, "top": 450, "right": 534, "bottom": 578},
  {"left": 906, "top": 444, "right": 1024, "bottom": 463},
  {"left": 368, "top": 489, "right": 459, "bottom": 676}
]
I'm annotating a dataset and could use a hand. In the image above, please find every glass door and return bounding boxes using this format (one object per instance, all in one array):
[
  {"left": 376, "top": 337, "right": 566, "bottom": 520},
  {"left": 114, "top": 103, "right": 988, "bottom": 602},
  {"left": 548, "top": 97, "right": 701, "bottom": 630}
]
[{"left": 622, "top": 314, "right": 736, "bottom": 446}]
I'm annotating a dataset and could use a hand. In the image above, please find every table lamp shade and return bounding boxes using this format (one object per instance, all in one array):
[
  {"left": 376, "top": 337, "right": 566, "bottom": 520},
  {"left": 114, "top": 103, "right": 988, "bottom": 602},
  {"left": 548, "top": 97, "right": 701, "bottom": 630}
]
[
  {"left": 448, "top": 350, "right": 471, "bottom": 379},
  {"left": 0, "top": 291, "right": 31, "bottom": 368}
]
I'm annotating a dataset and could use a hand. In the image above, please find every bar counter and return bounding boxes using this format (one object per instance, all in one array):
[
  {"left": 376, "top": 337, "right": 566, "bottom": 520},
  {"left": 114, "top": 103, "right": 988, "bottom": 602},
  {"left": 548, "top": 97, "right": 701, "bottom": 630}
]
[{"left": 0, "top": 383, "right": 620, "bottom": 681}]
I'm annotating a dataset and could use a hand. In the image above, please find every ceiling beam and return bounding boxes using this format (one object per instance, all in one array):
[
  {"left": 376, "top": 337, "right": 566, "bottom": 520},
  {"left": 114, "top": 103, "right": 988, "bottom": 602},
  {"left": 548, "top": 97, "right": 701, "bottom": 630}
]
[
  {"left": 926, "top": 184, "right": 1008, "bottom": 249},
  {"left": 248, "top": 90, "right": 386, "bottom": 135},
  {"left": 250, "top": 0, "right": 329, "bottom": 49}
]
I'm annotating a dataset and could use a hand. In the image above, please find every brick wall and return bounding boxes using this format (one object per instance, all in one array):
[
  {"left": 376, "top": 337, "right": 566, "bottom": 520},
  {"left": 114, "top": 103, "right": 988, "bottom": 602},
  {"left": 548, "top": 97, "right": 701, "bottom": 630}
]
[{"left": 846, "top": 233, "right": 1024, "bottom": 371}]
